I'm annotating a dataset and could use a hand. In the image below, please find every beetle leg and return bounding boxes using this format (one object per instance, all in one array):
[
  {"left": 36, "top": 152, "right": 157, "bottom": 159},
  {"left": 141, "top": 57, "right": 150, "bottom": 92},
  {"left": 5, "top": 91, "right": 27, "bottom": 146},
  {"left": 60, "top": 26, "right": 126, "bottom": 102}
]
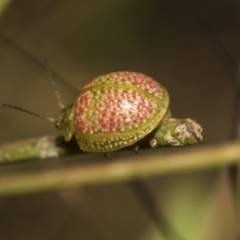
[
  {"left": 104, "top": 152, "right": 111, "bottom": 158},
  {"left": 149, "top": 138, "right": 157, "bottom": 148},
  {"left": 130, "top": 144, "right": 139, "bottom": 153}
]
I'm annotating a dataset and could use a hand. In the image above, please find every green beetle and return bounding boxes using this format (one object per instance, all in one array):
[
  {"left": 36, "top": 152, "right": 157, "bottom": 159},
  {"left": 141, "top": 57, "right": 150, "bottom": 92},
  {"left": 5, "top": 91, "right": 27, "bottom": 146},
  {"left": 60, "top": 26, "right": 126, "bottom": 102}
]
[{"left": 55, "top": 71, "right": 203, "bottom": 153}]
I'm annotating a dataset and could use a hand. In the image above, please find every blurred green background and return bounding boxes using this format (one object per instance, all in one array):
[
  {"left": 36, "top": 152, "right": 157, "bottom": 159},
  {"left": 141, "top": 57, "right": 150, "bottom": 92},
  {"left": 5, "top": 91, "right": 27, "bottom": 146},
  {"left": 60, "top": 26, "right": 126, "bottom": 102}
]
[{"left": 0, "top": 0, "right": 239, "bottom": 239}]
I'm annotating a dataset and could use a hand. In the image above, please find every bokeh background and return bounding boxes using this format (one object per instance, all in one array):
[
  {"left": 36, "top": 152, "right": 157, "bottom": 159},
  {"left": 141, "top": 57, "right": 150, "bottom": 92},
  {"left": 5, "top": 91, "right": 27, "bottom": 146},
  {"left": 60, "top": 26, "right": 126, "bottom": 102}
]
[{"left": 0, "top": 0, "right": 239, "bottom": 239}]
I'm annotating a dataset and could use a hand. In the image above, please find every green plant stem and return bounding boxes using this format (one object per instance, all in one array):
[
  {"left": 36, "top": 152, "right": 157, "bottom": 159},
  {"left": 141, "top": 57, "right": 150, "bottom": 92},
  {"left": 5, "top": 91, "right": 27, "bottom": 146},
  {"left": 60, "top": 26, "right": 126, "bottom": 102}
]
[
  {"left": 0, "top": 0, "right": 10, "bottom": 16},
  {"left": 0, "top": 135, "right": 81, "bottom": 164},
  {"left": 0, "top": 117, "right": 202, "bottom": 164},
  {"left": 0, "top": 139, "right": 240, "bottom": 196}
]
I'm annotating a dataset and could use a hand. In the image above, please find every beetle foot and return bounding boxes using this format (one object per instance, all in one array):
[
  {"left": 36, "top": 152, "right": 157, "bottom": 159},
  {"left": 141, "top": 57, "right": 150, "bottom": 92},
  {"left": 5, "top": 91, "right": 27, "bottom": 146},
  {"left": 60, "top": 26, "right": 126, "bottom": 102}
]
[
  {"left": 130, "top": 144, "right": 139, "bottom": 153},
  {"left": 104, "top": 152, "right": 111, "bottom": 158},
  {"left": 149, "top": 138, "right": 158, "bottom": 148}
]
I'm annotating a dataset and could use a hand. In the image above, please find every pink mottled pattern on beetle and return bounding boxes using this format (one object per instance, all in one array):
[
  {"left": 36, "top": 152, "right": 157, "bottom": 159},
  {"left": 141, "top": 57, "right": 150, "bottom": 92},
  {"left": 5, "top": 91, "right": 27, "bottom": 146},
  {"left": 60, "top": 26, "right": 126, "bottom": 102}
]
[
  {"left": 75, "top": 72, "right": 160, "bottom": 134},
  {"left": 109, "top": 72, "right": 161, "bottom": 96},
  {"left": 75, "top": 90, "right": 155, "bottom": 134},
  {"left": 97, "top": 91, "right": 154, "bottom": 132},
  {"left": 75, "top": 92, "right": 93, "bottom": 133},
  {"left": 83, "top": 72, "right": 161, "bottom": 97}
]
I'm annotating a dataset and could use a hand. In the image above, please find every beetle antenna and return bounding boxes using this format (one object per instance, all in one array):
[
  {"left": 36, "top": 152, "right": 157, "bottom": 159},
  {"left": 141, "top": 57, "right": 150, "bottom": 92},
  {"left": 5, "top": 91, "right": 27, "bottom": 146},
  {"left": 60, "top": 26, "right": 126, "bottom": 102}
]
[
  {"left": 43, "top": 58, "right": 65, "bottom": 109},
  {"left": 2, "top": 104, "right": 55, "bottom": 123}
]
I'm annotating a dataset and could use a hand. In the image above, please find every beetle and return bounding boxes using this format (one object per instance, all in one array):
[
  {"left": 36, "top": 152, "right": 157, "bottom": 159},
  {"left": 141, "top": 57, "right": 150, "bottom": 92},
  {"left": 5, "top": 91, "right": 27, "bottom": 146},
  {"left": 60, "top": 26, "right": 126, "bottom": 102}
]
[{"left": 54, "top": 71, "right": 203, "bottom": 153}]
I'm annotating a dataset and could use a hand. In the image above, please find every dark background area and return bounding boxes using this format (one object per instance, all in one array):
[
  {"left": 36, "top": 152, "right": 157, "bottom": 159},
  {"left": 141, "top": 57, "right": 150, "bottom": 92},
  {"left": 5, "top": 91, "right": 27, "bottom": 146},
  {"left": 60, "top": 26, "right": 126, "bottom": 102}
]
[{"left": 0, "top": 0, "right": 239, "bottom": 239}]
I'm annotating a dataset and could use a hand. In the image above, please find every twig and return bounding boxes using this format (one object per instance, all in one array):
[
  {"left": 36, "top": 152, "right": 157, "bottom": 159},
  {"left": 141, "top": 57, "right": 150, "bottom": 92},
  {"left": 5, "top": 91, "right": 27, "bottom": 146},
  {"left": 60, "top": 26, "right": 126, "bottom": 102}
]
[
  {"left": 0, "top": 139, "right": 240, "bottom": 197},
  {"left": 0, "top": 135, "right": 81, "bottom": 164}
]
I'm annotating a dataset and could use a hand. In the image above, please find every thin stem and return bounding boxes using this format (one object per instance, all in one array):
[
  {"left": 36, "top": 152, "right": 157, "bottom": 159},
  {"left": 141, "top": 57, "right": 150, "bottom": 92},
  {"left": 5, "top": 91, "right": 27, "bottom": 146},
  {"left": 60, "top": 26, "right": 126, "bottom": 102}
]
[
  {"left": 0, "top": 139, "right": 240, "bottom": 196},
  {"left": 0, "top": 135, "right": 80, "bottom": 164}
]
